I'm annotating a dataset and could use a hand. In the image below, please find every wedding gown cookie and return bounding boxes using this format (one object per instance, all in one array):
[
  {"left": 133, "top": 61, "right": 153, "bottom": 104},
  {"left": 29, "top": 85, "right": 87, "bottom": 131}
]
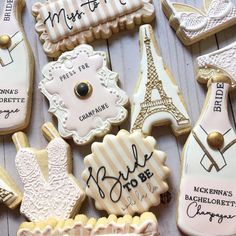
[
  {"left": 0, "top": 166, "right": 22, "bottom": 209},
  {"left": 40, "top": 44, "right": 128, "bottom": 145},
  {"left": 32, "top": 0, "right": 155, "bottom": 57},
  {"left": 131, "top": 24, "right": 191, "bottom": 136},
  {"left": 0, "top": 0, "right": 34, "bottom": 134},
  {"left": 161, "top": 0, "right": 236, "bottom": 45},
  {"left": 17, "top": 212, "right": 159, "bottom": 236},
  {"left": 13, "top": 122, "right": 85, "bottom": 221},
  {"left": 178, "top": 70, "right": 236, "bottom": 235}
]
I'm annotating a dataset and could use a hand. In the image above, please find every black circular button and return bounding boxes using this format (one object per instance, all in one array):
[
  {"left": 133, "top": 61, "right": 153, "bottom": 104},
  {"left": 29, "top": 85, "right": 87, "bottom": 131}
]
[{"left": 75, "top": 81, "right": 92, "bottom": 99}]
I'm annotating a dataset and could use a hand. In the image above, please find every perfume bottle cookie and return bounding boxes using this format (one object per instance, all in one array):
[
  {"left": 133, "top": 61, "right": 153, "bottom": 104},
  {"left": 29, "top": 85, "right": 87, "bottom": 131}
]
[
  {"left": 161, "top": 0, "right": 236, "bottom": 45},
  {"left": 177, "top": 72, "right": 236, "bottom": 235},
  {"left": 17, "top": 212, "right": 159, "bottom": 236},
  {"left": 40, "top": 44, "right": 128, "bottom": 145},
  {"left": 13, "top": 122, "right": 85, "bottom": 221},
  {"left": 82, "top": 129, "right": 170, "bottom": 216},
  {"left": 131, "top": 24, "right": 191, "bottom": 136},
  {"left": 0, "top": 0, "right": 34, "bottom": 135},
  {"left": 32, "top": 0, "right": 155, "bottom": 57},
  {"left": 0, "top": 166, "right": 22, "bottom": 209}
]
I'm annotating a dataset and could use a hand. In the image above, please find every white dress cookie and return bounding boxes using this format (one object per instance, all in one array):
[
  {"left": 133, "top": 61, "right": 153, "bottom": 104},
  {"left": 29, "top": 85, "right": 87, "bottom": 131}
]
[
  {"left": 17, "top": 212, "right": 159, "bottom": 236},
  {"left": 0, "top": 166, "right": 22, "bottom": 209},
  {"left": 177, "top": 72, "right": 236, "bottom": 235},
  {"left": 162, "top": 0, "right": 236, "bottom": 45},
  {"left": 131, "top": 24, "right": 191, "bottom": 136},
  {"left": 32, "top": 0, "right": 155, "bottom": 57},
  {"left": 82, "top": 129, "right": 170, "bottom": 216},
  {"left": 40, "top": 45, "right": 128, "bottom": 145},
  {"left": 0, "top": 0, "right": 34, "bottom": 135},
  {"left": 13, "top": 122, "right": 85, "bottom": 222}
]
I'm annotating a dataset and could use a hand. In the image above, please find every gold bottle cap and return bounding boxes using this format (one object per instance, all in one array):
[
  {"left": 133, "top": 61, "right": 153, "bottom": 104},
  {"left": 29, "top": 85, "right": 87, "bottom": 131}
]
[
  {"left": 0, "top": 35, "right": 11, "bottom": 49},
  {"left": 207, "top": 132, "right": 224, "bottom": 149},
  {"left": 211, "top": 74, "right": 231, "bottom": 85}
]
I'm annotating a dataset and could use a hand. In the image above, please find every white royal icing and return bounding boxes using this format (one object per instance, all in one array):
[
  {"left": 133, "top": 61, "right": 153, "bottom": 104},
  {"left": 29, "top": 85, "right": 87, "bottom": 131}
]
[
  {"left": 40, "top": 44, "right": 128, "bottom": 145},
  {"left": 163, "top": 0, "right": 236, "bottom": 44},
  {"left": 15, "top": 137, "right": 85, "bottom": 221},
  {"left": 0, "top": 0, "right": 33, "bottom": 134},
  {"left": 131, "top": 25, "right": 191, "bottom": 135}
]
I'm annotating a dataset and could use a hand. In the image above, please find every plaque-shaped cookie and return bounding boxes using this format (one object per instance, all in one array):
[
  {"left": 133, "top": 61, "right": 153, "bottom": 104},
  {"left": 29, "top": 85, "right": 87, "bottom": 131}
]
[
  {"left": 82, "top": 129, "right": 170, "bottom": 215},
  {"left": 32, "top": 0, "right": 155, "bottom": 57},
  {"left": 17, "top": 212, "right": 159, "bottom": 236},
  {"left": 13, "top": 122, "right": 85, "bottom": 221},
  {"left": 162, "top": 0, "right": 236, "bottom": 45},
  {"left": 131, "top": 24, "right": 191, "bottom": 136},
  {"left": 0, "top": 0, "right": 34, "bottom": 134},
  {"left": 178, "top": 71, "right": 236, "bottom": 235},
  {"left": 39, "top": 45, "right": 128, "bottom": 145}
]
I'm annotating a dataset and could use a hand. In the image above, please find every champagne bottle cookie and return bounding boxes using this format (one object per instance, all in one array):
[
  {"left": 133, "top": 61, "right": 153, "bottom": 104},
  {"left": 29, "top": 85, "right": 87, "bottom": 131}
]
[
  {"left": 178, "top": 70, "right": 236, "bottom": 235},
  {"left": 0, "top": 0, "right": 34, "bottom": 134}
]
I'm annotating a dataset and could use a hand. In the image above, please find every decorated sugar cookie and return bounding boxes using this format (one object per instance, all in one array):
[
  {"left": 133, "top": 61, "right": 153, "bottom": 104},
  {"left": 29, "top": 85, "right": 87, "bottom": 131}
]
[
  {"left": 177, "top": 71, "right": 236, "bottom": 235},
  {"left": 131, "top": 25, "right": 191, "bottom": 136},
  {"left": 13, "top": 122, "right": 85, "bottom": 221},
  {"left": 40, "top": 44, "right": 128, "bottom": 145},
  {"left": 32, "top": 0, "right": 155, "bottom": 57},
  {"left": 0, "top": 166, "right": 22, "bottom": 209},
  {"left": 17, "top": 212, "right": 159, "bottom": 236},
  {"left": 82, "top": 129, "right": 170, "bottom": 216},
  {"left": 161, "top": 0, "right": 236, "bottom": 45},
  {"left": 0, "top": 0, "right": 34, "bottom": 134}
]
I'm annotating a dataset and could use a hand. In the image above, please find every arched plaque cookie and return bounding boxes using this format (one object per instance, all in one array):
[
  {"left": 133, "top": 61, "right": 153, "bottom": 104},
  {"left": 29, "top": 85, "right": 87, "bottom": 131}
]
[
  {"left": 0, "top": 0, "right": 34, "bottom": 134},
  {"left": 82, "top": 129, "right": 170, "bottom": 215},
  {"left": 177, "top": 72, "right": 236, "bottom": 235},
  {"left": 32, "top": 0, "right": 155, "bottom": 57},
  {"left": 161, "top": 0, "right": 236, "bottom": 45},
  {"left": 17, "top": 212, "right": 159, "bottom": 236},
  {"left": 131, "top": 24, "right": 191, "bottom": 136},
  {"left": 39, "top": 45, "right": 128, "bottom": 145},
  {"left": 0, "top": 166, "right": 22, "bottom": 209},
  {"left": 13, "top": 122, "right": 85, "bottom": 221}
]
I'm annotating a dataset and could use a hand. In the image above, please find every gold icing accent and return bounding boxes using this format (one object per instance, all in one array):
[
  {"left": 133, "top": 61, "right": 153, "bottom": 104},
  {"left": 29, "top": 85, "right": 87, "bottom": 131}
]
[
  {"left": 0, "top": 35, "right": 11, "bottom": 48},
  {"left": 132, "top": 34, "right": 188, "bottom": 132},
  {"left": 212, "top": 75, "right": 231, "bottom": 85},
  {"left": 207, "top": 132, "right": 224, "bottom": 149}
]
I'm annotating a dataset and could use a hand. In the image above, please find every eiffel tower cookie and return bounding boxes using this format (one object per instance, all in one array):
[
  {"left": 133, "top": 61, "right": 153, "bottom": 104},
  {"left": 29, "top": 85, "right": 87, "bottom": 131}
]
[
  {"left": 32, "top": 0, "right": 155, "bottom": 57},
  {"left": 131, "top": 25, "right": 191, "bottom": 136},
  {"left": 13, "top": 122, "right": 85, "bottom": 221},
  {"left": 0, "top": 0, "right": 34, "bottom": 135},
  {"left": 0, "top": 166, "right": 22, "bottom": 209},
  {"left": 177, "top": 71, "right": 236, "bottom": 235},
  {"left": 17, "top": 212, "right": 159, "bottom": 236},
  {"left": 161, "top": 0, "right": 236, "bottom": 45},
  {"left": 40, "top": 44, "right": 128, "bottom": 145}
]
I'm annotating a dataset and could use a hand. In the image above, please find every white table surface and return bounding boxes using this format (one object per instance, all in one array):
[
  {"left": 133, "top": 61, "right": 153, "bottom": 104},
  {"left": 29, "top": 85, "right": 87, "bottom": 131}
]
[{"left": 1, "top": 0, "right": 236, "bottom": 235}]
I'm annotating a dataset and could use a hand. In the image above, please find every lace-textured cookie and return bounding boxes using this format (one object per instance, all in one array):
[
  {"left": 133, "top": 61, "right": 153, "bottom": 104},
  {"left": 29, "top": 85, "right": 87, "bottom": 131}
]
[
  {"left": 17, "top": 212, "right": 159, "bottom": 236},
  {"left": 131, "top": 24, "right": 191, "bottom": 136},
  {"left": 13, "top": 122, "right": 85, "bottom": 221},
  {"left": 0, "top": 0, "right": 34, "bottom": 134},
  {"left": 40, "top": 44, "right": 128, "bottom": 145},
  {"left": 177, "top": 73, "right": 236, "bottom": 236},
  {"left": 197, "top": 41, "right": 236, "bottom": 88},
  {"left": 82, "top": 129, "right": 170, "bottom": 216},
  {"left": 0, "top": 166, "right": 22, "bottom": 209},
  {"left": 32, "top": 0, "right": 155, "bottom": 57},
  {"left": 162, "top": 0, "right": 236, "bottom": 45}
]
